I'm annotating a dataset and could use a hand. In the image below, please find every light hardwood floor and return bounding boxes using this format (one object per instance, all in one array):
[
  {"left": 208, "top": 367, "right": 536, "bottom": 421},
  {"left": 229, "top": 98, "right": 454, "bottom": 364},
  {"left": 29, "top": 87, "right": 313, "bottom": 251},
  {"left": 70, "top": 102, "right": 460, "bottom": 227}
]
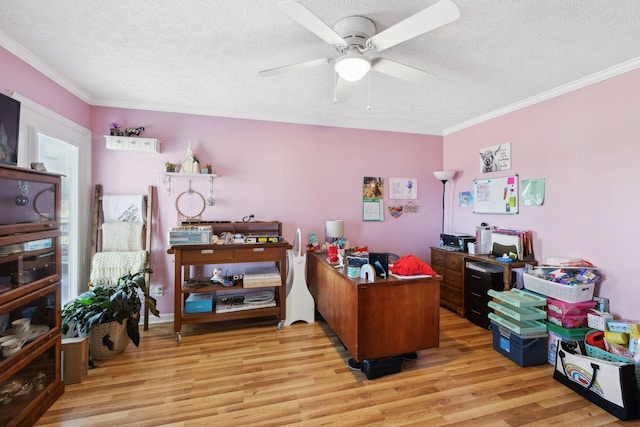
[{"left": 36, "top": 309, "right": 628, "bottom": 426}]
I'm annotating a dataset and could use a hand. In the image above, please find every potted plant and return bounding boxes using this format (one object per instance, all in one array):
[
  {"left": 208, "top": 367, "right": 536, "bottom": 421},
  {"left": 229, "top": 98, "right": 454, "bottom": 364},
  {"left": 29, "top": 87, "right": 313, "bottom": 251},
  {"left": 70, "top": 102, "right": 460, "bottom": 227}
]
[
  {"left": 62, "top": 269, "right": 160, "bottom": 359},
  {"left": 109, "top": 121, "right": 123, "bottom": 136}
]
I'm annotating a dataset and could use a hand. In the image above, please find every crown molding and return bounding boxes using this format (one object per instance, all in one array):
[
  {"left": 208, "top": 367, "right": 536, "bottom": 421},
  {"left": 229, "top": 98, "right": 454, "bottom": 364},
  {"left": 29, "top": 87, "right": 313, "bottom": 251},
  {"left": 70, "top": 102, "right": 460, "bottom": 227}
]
[
  {"left": 443, "top": 57, "right": 640, "bottom": 136},
  {"left": 0, "top": 31, "right": 92, "bottom": 103}
]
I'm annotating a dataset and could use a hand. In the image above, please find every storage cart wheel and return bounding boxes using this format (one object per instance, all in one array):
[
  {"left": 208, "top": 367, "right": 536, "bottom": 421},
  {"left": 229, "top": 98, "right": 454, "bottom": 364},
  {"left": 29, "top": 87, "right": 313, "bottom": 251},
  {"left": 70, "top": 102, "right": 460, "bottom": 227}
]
[
  {"left": 277, "top": 320, "right": 284, "bottom": 330},
  {"left": 176, "top": 332, "right": 182, "bottom": 343}
]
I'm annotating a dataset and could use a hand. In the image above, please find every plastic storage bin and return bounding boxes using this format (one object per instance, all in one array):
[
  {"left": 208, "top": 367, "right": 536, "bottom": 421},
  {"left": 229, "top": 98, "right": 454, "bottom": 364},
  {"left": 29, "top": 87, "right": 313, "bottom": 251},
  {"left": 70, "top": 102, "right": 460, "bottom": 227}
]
[
  {"left": 544, "top": 321, "right": 591, "bottom": 339},
  {"left": 487, "top": 288, "right": 547, "bottom": 335},
  {"left": 489, "top": 322, "right": 548, "bottom": 366},
  {"left": 523, "top": 273, "right": 595, "bottom": 303},
  {"left": 184, "top": 293, "right": 214, "bottom": 313},
  {"left": 585, "top": 330, "right": 640, "bottom": 389},
  {"left": 546, "top": 298, "right": 595, "bottom": 316},
  {"left": 546, "top": 311, "right": 589, "bottom": 328}
]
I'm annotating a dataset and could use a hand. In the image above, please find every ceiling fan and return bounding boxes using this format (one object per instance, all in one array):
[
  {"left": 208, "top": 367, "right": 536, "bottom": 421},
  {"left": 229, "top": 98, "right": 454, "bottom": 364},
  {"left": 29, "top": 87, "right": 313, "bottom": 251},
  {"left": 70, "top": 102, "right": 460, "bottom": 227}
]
[{"left": 259, "top": 0, "right": 461, "bottom": 102}]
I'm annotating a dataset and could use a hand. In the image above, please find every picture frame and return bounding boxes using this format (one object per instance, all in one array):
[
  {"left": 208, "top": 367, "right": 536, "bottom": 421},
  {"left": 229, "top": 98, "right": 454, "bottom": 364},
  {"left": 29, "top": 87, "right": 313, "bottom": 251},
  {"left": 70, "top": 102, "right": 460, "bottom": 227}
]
[{"left": 0, "top": 93, "right": 20, "bottom": 166}]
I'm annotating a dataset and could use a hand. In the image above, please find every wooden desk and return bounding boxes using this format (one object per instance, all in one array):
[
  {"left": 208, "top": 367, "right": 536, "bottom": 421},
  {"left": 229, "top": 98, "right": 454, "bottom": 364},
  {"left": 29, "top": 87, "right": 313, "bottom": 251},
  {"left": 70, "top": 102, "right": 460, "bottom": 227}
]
[
  {"left": 431, "top": 247, "right": 537, "bottom": 318},
  {"left": 306, "top": 252, "right": 441, "bottom": 362}
]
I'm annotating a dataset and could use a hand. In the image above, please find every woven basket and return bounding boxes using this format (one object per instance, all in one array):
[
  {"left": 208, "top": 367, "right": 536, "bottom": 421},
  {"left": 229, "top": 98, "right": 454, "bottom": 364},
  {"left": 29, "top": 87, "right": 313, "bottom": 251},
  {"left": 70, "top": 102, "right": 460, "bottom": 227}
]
[
  {"left": 89, "top": 320, "right": 130, "bottom": 360},
  {"left": 585, "top": 331, "right": 640, "bottom": 389}
]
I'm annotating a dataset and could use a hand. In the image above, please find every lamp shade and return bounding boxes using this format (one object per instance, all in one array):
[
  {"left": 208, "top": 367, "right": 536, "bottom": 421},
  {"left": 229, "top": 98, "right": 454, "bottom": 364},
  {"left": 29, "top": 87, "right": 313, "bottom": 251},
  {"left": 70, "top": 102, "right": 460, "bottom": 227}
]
[
  {"left": 334, "top": 53, "right": 371, "bottom": 82},
  {"left": 325, "top": 220, "right": 344, "bottom": 238},
  {"left": 433, "top": 170, "right": 456, "bottom": 182}
]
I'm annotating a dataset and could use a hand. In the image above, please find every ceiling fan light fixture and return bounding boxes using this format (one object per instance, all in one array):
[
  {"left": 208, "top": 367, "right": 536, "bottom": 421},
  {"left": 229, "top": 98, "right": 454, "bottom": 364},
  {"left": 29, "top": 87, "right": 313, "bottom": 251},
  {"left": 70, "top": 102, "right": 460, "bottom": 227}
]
[{"left": 334, "top": 52, "right": 371, "bottom": 82}]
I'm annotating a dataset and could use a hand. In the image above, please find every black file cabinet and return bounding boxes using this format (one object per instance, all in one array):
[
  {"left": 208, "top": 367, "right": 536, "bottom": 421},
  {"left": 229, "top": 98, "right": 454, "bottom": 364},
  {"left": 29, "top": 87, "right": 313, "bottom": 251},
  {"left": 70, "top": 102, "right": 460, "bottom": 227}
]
[{"left": 465, "top": 262, "right": 506, "bottom": 329}]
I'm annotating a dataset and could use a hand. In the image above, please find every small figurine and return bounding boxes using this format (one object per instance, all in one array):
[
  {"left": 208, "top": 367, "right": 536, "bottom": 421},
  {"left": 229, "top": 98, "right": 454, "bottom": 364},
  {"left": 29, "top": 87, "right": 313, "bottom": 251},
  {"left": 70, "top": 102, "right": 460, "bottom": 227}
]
[
  {"left": 180, "top": 142, "right": 200, "bottom": 174},
  {"left": 125, "top": 126, "right": 145, "bottom": 137},
  {"left": 211, "top": 267, "right": 225, "bottom": 284}
]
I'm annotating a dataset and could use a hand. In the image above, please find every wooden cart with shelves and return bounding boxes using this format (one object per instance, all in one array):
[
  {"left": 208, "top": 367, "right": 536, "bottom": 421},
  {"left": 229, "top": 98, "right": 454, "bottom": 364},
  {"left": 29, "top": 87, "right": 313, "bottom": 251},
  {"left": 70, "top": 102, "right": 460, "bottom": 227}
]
[
  {"left": 0, "top": 164, "right": 64, "bottom": 427},
  {"left": 167, "top": 221, "right": 291, "bottom": 342}
]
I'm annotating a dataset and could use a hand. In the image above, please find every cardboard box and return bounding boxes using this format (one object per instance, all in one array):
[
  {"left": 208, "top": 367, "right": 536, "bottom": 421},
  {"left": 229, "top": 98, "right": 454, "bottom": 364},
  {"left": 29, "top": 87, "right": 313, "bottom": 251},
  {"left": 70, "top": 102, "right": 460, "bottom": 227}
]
[
  {"left": 607, "top": 319, "right": 640, "bottom": 334},
  {"left": 184, "top": 293, "right": 214, "bottom": 313},
  {"left": 24, "top": 238, "right": 53, "bottom": 251},
  {"left": 62, "top": 337, "right": 88, "bottom": 385}
]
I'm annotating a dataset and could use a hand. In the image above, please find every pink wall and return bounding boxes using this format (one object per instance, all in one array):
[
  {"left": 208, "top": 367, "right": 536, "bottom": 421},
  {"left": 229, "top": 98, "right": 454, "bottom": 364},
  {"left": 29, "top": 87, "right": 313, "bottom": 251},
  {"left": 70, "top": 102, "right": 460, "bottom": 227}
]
[
  {"left": 91, "top": 108, "right": 444, "bottom": 314},
  {"left": 444, "top": 69, "right": 640, "bottom": 319},
  {"left": 0, "top": 47, "right": 90, "bottom": 128},
  {"left": 6, "top": 43, "right": 637, "bottom": 320}
]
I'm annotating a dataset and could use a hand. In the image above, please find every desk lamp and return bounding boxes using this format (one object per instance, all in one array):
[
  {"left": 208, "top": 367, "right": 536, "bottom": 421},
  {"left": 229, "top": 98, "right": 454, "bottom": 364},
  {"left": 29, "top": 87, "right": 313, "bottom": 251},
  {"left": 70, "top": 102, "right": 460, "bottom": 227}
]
[
  {"left": 325, "top": 220, "right": 345, "bottom": 246},
  {"left": 433, "top": 171, "right": 456, "bottom": 233}
]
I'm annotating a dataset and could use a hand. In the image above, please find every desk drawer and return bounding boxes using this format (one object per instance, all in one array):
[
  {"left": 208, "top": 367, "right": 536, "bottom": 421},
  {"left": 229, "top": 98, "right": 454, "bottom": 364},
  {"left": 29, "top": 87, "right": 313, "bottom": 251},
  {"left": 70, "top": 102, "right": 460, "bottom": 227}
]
[
  {"left": 431, "top": 250, "right": 445, "bottom": 268},
  {"left": 445, "top": 269, "right": 462, "bottom": 289},
  {"left": 445, "top": 254, "right": 463, "bottom": 270},
  {"left": 440, "top": 284, "right": 462, "bottom": 306},
  {"left": 235, "top": 247, "right": 281, "bottom": 262},
  {"left": 180, "top": 248, "right": 234, "bottom": 264},
  {"left": 431, "top": 264, "right": 445, "bottom": 278}
]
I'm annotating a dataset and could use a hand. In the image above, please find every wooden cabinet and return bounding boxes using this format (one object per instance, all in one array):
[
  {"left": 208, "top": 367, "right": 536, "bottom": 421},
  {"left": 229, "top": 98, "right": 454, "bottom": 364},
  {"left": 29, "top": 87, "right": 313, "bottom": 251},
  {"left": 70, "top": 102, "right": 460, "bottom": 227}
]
[
  {"left": 167, "top": 222, "right": 291, "bottom": 342},
  {"left": 0, "top": 164, "right": 64, "bottom": 427},
  {"left": 307, "top": 252, "right": 440, "bottom": 362},
  {"left": 431, "top": 246, "right": 536, "bottom": 319},
  {"left": 431, "top": 248, "right": 465, "bottom": 317}
]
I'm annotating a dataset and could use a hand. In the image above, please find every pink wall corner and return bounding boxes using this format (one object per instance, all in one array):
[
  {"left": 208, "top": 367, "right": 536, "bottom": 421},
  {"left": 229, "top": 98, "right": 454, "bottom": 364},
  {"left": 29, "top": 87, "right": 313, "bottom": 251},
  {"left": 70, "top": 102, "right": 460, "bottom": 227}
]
[
  {"left": 1, "top": 47, "right": 91, "bottom": 128},
  {"left": 444, "top": 69, "right": 640, "bottom": 319},
  {"left": 91, "top": 106, "right": 444, "bottom": 314}
]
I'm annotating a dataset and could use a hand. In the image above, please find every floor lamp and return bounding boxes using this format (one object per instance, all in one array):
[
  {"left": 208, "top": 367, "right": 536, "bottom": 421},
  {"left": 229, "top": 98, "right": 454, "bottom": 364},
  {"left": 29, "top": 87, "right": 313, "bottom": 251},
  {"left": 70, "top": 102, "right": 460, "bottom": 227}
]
[{"left": 433, "top": 171, "right": 456, "bottom": 233}]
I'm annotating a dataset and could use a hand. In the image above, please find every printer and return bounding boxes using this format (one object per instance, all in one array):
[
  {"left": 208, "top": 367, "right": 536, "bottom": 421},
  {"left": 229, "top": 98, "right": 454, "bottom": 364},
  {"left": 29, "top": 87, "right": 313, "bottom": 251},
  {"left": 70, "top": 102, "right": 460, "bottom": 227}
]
[{"left": 440, "top": 233, "right": 476, "bottom": 252}]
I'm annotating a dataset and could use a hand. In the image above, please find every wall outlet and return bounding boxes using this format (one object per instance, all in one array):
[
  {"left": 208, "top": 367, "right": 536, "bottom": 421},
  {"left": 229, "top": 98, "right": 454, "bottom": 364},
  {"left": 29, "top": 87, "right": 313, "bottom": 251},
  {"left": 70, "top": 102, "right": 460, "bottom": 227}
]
[{"left": 154, "top": 286, "right": 164, "bottom": 297}]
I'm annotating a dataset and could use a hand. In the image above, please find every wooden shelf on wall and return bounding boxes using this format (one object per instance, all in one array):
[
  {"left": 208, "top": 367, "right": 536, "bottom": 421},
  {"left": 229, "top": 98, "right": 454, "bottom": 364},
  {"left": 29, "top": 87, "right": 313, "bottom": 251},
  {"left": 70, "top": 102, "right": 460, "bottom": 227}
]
[{"left": 104, "top": 135, "right": 161, "bottom": 153}]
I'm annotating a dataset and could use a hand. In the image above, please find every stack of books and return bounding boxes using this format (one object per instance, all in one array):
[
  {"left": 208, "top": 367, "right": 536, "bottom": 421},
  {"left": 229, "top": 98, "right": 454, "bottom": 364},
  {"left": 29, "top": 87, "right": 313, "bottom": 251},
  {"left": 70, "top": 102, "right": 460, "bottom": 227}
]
[
  {"left": 491, "top": 228, "right": 534, "bottom": 261},
  {"left": 243, "top": 265, "right": 281, "bottom": 288}
]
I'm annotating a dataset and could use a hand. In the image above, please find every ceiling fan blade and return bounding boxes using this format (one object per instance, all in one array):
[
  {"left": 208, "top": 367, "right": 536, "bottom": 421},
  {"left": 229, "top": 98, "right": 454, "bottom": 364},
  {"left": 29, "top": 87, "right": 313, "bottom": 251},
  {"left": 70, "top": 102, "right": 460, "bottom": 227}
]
[
  {"left": 278, "top": 1, "right": 348, "bottom": 49},
  {"left": 259, "top": 57, "right": 331, "bottom": 77},
  {"left": 371, "top": 58, "right": 436, "bottom": 86},
  {"left": 366, "top": 0, "right": 460, "bottom": 52},
  {"left": 333, "top": 76, "right": 354, "bottom": 103}
]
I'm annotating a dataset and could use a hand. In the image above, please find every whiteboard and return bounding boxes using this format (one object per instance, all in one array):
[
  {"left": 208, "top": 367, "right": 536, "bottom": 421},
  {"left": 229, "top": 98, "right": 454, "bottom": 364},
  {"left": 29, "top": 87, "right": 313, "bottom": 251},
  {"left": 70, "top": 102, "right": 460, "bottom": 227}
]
[{"left": 473, "top": 175, "right": 519, "bottom": 214}]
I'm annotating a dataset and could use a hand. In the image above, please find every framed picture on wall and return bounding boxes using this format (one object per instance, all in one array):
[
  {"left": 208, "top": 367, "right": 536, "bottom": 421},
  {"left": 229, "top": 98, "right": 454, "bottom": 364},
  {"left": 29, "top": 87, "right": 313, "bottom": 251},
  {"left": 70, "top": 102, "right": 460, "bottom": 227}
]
[{"left": 0, "top": 93, "right": 20, "bottom": 166}]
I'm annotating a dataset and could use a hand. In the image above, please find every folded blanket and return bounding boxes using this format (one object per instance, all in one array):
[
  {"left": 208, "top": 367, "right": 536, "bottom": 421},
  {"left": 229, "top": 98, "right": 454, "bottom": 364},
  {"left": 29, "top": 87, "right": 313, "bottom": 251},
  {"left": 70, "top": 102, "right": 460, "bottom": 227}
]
[
  {"left": 90, "top": 251, "right": 147, "bottom": 286},
  {"left": 102, "top": 195, "right": 145, "bottom": 223},
  {"left": 101, "top": 222, "right": 144, "bottom": 251}
]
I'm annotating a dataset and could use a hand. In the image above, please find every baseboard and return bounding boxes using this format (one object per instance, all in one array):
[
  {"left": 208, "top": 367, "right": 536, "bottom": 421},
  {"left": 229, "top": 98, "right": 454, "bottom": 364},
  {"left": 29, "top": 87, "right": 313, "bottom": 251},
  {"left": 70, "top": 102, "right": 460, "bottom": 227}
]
[{"left": 140, "top": 312, "right": 174, "bottom": 325}]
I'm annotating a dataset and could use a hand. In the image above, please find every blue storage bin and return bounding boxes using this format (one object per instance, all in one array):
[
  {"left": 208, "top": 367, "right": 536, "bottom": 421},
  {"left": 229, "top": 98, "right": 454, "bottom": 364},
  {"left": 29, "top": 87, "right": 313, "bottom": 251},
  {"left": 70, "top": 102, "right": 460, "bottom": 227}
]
[
  {"left": 184, "top": 293, "right": 214, "bottom": 313},
  {"left": 489, "top": 322, "right": 547, "bottom": 366}
]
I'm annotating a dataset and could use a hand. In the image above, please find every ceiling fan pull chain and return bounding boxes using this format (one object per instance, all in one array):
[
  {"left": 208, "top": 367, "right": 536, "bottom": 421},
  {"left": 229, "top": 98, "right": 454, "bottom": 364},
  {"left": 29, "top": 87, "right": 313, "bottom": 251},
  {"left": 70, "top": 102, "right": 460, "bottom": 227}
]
[
  {"left": 366, "top": 72, "right": 372, "bottom": 111},
  {"left": 332, "top": 72, "right": 338, "bottom": 103}
]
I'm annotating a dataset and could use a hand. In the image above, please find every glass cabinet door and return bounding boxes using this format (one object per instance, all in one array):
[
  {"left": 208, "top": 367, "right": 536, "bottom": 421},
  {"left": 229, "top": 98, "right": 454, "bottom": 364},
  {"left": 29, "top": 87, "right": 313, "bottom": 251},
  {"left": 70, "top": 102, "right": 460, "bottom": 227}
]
[{"left": 0, "top": 166, "right": 61, "bottom": 236}]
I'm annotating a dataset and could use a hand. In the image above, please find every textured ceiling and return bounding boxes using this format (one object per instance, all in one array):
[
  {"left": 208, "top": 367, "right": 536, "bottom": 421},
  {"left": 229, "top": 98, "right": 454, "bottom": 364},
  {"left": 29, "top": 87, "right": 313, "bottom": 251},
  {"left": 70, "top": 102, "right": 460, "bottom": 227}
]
[{"left": 1, "top": 0, "right": 640, "bottom": 135}]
